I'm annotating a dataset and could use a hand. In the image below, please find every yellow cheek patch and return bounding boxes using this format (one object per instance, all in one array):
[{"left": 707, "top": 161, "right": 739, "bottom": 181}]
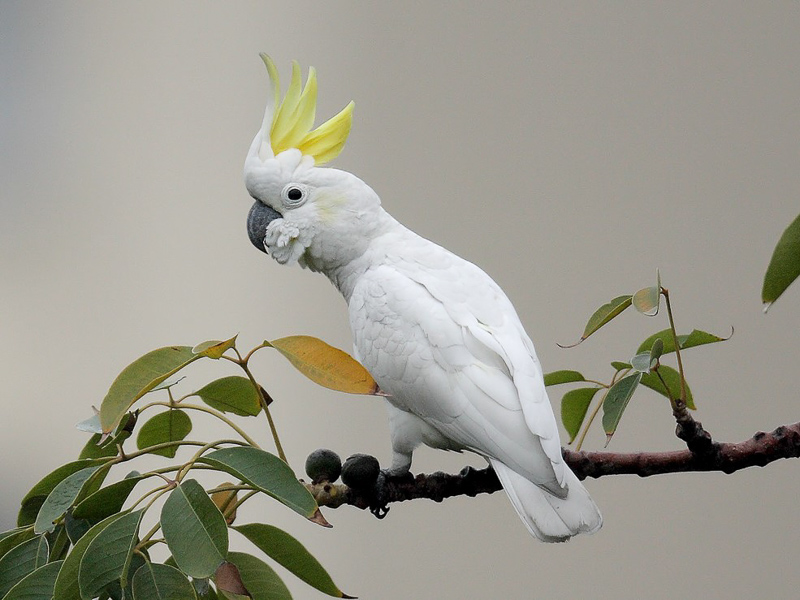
[
  {"left": 313, "top": 191, "right": 348, "bottom": 223},
  {"left": 260, "top": 54, "right": 354, "bottom": 165}
]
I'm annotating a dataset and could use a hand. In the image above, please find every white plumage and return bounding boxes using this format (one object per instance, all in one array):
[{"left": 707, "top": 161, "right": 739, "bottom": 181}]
[
  {"left": 244, "top": 57, "right": 602, "bottom": 541},
  {"left": 344, "top": 223, "right": 602, "bottom": 541}
]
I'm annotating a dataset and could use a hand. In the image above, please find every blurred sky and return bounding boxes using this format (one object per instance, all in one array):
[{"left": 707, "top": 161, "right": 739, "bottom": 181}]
[{"left": 2, "top": 2, "right": 799, "bottom": 598}]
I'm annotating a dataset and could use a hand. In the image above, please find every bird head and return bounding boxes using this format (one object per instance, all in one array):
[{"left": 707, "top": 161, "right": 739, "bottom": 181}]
[{"left": 244, "top": 54, "right": 386, "bottom": 273}]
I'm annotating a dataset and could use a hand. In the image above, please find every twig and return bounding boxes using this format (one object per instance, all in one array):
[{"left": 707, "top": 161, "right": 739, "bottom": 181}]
[{"left": 309, "top": 422, "right": 800, "bottom": 511}]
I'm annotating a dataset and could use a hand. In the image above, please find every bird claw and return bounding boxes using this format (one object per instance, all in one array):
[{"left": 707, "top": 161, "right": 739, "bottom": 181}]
[
  {"left": 459, "top": 464, "right": 494, "bottom": 479},
  {"left": 368, "top": 468, "right": 414, "bottom": 519},
  {"left": 381, "top": 467, "right": 415, "bottom": 483},
  {"left": 459, "top": 465, "right": 477, "bottom": 478}
]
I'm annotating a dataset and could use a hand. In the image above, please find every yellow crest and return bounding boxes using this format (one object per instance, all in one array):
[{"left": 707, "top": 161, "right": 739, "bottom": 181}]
[{"left": 259, "top": 53, "right": 354, "bottom": 165}]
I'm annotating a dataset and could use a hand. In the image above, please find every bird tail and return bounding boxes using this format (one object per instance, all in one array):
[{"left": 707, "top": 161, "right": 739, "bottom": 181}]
[{"left": 490, "top": 459, "right": 602, "bottom": 542}]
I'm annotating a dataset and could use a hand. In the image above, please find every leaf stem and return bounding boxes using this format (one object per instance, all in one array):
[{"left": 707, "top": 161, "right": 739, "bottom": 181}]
[
  {"left": 139, "top": 400, "right": 261, "bottom": 448},
  {"left": 584, "top": 378, "right": 611, "bottom": 388},
  {"left": 206, "top": 483, "right": 256, "bottom": 495},
  {"left": 653, "top": 364, "right": 676, "bottom": 405},
  {"left": 112, "top": 440, "right": 208, "bottom": 463},
  {"left": 661, "top": 288, "right": 686, "bottom": 409},
  {"left": 137, "top": 520, "right": 165, "bottom": 550},
  {"left": 143, "top": 463, "right": 217, "bottom": 477},
  {"left": 128, "top": 483, "right": 172, "bottom": 512},
  {"left": 207, "top": 484, "right": 258, "bottom": 519},
  {"left": 575, "top": 388, "right": 607, "bottom": 451},
  {"left": 241, "top": 341, "right": 272, "bottom": 364},
  {"left": 222, "top": 489, "right": 259, "bottom": 518},
  {"left": 236, "top": 360, "right": 287, "bottom": 463},
  {"left": 176, "top": 439, "right": 247, "bottom": 481},
  {"left": 575, "top": 368, "right": 627, "bottom": 451},
  {"left": 49, "top": 526, "right": 71, "bottom": 561}
]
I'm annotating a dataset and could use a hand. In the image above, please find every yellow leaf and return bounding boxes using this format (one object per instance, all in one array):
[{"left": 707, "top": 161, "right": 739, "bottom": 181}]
[
  {"left": 270, "top": 335, "right": 380, "bottom": 395},
  {"left": 212, "top": 483, "right": 238, "bottom": 525},
  {"left": 192, "top": 335, "right": 238, "bottom": 359}
]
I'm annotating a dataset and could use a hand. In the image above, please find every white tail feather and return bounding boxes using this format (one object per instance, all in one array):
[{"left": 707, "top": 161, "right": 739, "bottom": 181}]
[{"left": 490, "top": 459, "right": 602, "bottom": 542}]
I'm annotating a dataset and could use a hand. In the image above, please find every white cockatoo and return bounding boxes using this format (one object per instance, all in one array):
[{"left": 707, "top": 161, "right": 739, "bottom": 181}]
[{"left": 244, "top": 55, "right": 602, "bottom": 542}]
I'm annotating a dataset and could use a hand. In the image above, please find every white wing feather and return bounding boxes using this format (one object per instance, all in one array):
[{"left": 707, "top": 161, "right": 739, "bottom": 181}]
[
  {"left": 347, "top": 228, "right": 601, "bottom": 540},
  {"left": 350, "top": 237, "right": 566, "bottom": 493}
]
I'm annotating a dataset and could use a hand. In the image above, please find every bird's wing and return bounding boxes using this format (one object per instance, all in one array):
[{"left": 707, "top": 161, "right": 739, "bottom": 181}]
[{"left": 350, "top": 242, "right": 566, "bottom": 491}]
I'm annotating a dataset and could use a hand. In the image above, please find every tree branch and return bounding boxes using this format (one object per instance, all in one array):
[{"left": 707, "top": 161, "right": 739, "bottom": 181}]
[
  {"left": 308, "top": 421, "right": 800, "bottom": 514},
  {"left": 567, "top": 421, "right": 800, "bottom": 479}
]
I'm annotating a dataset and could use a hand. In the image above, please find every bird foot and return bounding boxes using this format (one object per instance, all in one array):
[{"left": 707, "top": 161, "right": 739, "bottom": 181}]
[{"left": 369, "top": 468, "right": 415, "bottom": 519}]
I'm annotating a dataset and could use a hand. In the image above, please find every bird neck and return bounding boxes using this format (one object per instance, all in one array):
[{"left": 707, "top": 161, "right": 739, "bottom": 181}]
[{"left": 321, "top": 211, "right": 409, "bottom": 302}]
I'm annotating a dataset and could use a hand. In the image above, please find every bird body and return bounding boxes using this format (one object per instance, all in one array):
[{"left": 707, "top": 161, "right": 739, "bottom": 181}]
[{"left": 244, "top": 55, "right": 602, "bottom": 541}]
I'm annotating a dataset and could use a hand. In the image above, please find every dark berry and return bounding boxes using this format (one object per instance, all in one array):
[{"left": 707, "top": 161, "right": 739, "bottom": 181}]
[
  {"left": 304, "top": 448, "right": 342, "bottom": 484},
  {"left": 341, "top": 453, "right": 381, "bottom": 488}
]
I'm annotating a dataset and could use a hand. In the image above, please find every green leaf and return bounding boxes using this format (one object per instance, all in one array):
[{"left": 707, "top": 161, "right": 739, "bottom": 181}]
[
  {"left": 649, "top": 337, "right": 664, "bottom": 363},
  {"left": 636, "top": 328, "right": 730, "bottom": 355},
  {"left": 79, "top": 434, "right": 122, "bottom": 461},
  {"left": 763, "top": 212, "right": 800, "bottom": 308},
  {"left": 18, "top": 460, "right": 102, "bottom": 527},
  {"left": 219, "top": 592, "right": 249, "bottom": 600},
  {"left": 161, "top": 480, "right": 228, "bottom": 579},
  {"left": 72, "top": 472, "right": 145, "bottom": 522},
  {"left": 34, "top": 537, "right": 48, "bottom": 568},
  {"left": 630, "top": 352, "right": 655, "bottom": 374},
  {"left": 198, "top": 447, "right": 324, "bottom": 525},
  {"left": 638, "top": 330, "right": 679, "bottom": 355},
  {"left": 151, "top": 375, "right": 187, "bottom": 392},
  {"left": 99, "top": 346, "right": 203, "bottom": 434},
  {"left": 602, "top": 373, "right": 642, "bottom": 446},
  {"left": 192, "top": 336, "right": 238, "bottom": 359},
  {"left": 641, "top": 364, "right": 696, "bottom": 410},
  {"left": 79, "top": 413, "right": 136, "bottom": 460},
  {"left": 2, "top": 560, "right": 63, "bottom": 600},
  {"left": 631, "top": 338, "right": 665, "bottom": 374},
  {"left": 64, "top": 511, "right": 92, "bottom": 545},
  {"left": 234, "top": 523, "right": 352, "bottom": 598},
  {"left": 0, "top": 536, "right": 49, "bottom": 597},
  {"left": 269, "top": 336, "right": 380, "bottom": 394},
  {"left": 52, "top": 512, "right": 129, "bottom": 600},
  {"left": 610, "top": 361, "right": 631, "bottom": 372},
  {"left": 565, "top": 295, "right": 632, "bottom": 346},
  {"left": 0, "top": 528, "right": 35, "bottom": 562},
  {"left": 560, "top": 388, "right": 601, "bottom": 444},
  {"left": 221, "top": 553, "right": 292, "bottom": 600},
  {"left": 99, "top": 551, "right": 146, "bottom": 600},
  {"left": 681, "top": 328, "right": 731, "bottom": 351},
  {"left": 78, "top": 509, "right": 144, "bottom": 599},
  {"left": 543, "top": 370, "right": 585, "bottom": 387},
  {"left": 131, "top": 562, "right": 197, "bottom": 600},
  {"left": 76, "top": 414, "right": 103, "bottom": 434},
  {"left": 34, "top": 466, "right": 101, "bottom": 534},
  {"left": 194, "top": 577, "right": 220, "bottom": 599},
  {"left": 136, "top": 410, "right": 192, "bottom": 458},
  {"left": 194, "top": 377, "right": 262, "bottom": 417}
]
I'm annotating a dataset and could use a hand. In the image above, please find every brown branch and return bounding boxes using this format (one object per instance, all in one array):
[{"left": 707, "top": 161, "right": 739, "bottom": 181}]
[
  {"left": 567, "top": 421, "right": 800, "bottom": 479},
  {"left": 308, "top": 422, "right": 800, "bottom": 514},
  {"left": 670, "top": 397, "right": 717, "bottom": 457}
]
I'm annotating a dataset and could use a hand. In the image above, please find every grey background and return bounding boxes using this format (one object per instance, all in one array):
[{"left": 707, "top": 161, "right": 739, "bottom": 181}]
[{"left": 2, "top": 2, "right": 799, "bottom": 598}]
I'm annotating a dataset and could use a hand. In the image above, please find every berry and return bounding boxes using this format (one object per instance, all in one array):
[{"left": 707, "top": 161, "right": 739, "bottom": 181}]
[
  {"left": 304, "top": 448, "right": 342, "bottom": 484},
  {"left": 341, "top": 453, "right": 380, "bottom": 488}
]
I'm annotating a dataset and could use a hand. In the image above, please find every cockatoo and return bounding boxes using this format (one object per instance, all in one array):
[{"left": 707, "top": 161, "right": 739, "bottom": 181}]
[{"left": 244, "top": 55, "right": 602, "bottom": 542}]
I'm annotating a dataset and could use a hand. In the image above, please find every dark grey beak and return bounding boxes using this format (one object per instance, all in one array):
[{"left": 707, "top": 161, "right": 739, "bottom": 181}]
[{"left": 247, "top": 201, "right": 282, "bottom": 253}]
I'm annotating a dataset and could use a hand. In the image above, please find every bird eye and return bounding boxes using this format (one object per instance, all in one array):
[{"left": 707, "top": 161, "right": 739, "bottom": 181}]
[{"left": 281, "top": 184, "right": 308, "bottom": 208}]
